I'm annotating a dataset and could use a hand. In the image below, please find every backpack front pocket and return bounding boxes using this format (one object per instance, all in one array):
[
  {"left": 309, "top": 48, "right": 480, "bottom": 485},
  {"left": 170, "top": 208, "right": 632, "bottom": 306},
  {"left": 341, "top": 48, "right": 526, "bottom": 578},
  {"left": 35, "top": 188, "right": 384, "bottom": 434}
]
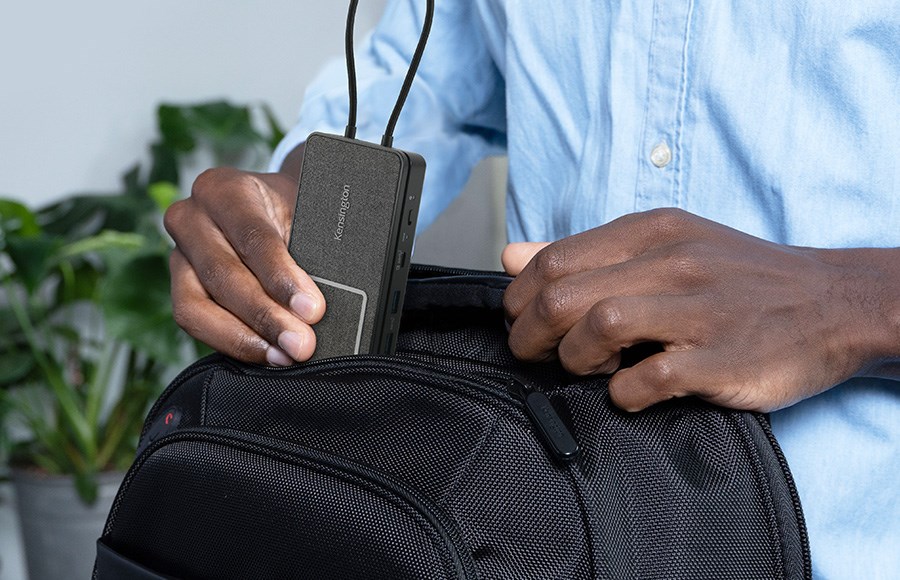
[{"left": 101, "top": 429, "right": 476, "bottom": 580}]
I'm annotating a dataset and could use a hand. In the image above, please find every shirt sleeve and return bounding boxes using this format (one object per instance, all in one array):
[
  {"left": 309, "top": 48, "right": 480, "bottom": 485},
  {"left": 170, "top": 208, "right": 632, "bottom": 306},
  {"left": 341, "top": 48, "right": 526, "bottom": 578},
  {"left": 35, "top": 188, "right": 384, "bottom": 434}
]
[{"left": 269, "top": 0, "right": 507, "bottom": 234}]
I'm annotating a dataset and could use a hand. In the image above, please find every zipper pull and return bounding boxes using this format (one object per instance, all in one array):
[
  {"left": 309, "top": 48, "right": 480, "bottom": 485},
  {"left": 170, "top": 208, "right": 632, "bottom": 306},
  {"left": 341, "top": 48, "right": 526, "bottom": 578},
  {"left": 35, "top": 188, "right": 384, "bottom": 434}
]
[{"left": 509, "top": 380, "right": 580, "bottom": 463}]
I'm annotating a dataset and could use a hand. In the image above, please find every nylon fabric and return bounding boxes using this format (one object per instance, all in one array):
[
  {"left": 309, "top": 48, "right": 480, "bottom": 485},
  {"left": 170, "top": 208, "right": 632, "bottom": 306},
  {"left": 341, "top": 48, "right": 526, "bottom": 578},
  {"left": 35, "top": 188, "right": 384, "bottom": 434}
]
[{"left": 96, "top": 266, "right": 810, "bottom": 579}]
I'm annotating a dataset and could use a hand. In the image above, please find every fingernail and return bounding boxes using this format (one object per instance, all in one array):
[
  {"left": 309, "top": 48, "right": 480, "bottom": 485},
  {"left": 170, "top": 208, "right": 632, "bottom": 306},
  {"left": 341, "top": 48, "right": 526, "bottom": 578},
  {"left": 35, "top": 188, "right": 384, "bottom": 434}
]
[
  {"left": 290, "top": 293, "right": 319, "bottom": 322},
  {"left": 278, "top": 330, "right": 307, "bottom": 360},
  {"left": 266, "top": 345, "right": 294, "bottom": 367}
]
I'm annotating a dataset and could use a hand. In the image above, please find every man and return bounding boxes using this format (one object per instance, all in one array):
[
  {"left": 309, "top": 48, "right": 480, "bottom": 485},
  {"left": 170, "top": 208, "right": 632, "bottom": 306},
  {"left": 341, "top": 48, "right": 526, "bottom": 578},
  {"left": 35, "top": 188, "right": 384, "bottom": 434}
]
[{"left": 163, "top": 1, "right": 899, "bottom": 577}]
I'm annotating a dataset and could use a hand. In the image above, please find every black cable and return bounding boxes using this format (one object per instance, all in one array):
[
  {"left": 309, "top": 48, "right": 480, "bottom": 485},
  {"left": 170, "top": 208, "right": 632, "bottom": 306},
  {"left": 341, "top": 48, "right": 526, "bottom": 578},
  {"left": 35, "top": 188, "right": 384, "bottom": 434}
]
[
  {"left": 343, "top": 0, "right": 436, "bottom": 147},
  {"left": 344, "top": 0, "right": 360, "bottom": 139},
  {"left": 381, "top": 0, "right": 435, "bottom": 147}
]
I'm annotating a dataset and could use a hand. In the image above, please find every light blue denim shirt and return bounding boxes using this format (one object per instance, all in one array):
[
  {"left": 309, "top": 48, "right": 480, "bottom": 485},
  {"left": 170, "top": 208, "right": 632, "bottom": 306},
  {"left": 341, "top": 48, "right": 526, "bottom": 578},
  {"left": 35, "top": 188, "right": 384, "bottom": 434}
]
[{"left": 271, "top": 1, "right": 899, "bottom": 576}]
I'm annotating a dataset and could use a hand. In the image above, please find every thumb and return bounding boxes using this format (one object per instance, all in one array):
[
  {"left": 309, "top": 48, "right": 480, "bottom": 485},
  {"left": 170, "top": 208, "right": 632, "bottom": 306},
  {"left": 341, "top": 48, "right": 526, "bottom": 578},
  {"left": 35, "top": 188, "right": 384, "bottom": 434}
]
[{"left": 501, "top": 242, "right": 551, "bottom": 276}]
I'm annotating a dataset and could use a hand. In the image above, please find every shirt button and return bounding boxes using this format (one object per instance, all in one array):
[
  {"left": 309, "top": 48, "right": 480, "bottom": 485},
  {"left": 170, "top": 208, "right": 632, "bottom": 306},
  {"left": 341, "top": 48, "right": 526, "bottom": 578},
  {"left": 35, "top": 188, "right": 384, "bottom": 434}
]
[{"left": 650, "top": 141, "right": 672, "bottom": 168}]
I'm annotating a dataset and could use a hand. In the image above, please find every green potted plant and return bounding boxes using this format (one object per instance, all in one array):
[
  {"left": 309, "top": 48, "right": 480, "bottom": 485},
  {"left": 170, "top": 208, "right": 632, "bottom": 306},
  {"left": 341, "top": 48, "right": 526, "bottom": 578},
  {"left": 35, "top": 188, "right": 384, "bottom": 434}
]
[{"left": 0, "top": 100, "right": 284, "bottom": 580}]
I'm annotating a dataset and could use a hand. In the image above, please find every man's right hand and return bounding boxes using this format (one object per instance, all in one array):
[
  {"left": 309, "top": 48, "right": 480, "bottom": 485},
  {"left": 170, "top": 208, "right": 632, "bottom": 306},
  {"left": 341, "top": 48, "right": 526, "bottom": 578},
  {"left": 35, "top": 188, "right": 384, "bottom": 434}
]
[{"left": 164, "top": 165, "right": 325, "bottom": 366}]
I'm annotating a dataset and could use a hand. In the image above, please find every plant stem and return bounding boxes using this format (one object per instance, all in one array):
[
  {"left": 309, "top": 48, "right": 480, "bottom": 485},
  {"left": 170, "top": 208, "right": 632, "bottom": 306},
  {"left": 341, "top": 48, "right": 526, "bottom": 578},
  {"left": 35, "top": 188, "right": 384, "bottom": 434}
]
[
  {"left": 3, "top": 279, "right": 95, "bottom": 460},
  {"left": 59, "top": 260, "right": 76, "bottom": 304},
  {"left": 86, "top": 341, "right": 123, "bottom": 437}
]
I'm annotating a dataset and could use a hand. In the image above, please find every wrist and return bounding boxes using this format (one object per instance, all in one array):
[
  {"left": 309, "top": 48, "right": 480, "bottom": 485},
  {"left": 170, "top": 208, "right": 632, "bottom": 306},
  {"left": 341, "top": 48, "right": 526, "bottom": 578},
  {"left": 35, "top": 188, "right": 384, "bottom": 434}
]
[
  {"left": 278, "top": 142, "right": 306, "bottom": 182},
  {"left": 815, "top": 247, "right": 900, "bottom": 375}
]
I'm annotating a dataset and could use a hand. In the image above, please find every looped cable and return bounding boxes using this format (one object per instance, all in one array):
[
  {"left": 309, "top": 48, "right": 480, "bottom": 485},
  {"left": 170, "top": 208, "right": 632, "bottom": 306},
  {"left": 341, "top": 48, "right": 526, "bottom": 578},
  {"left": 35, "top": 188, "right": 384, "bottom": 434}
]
[{"left": 343, "top": 0, "right": 435, "bottom": 147}]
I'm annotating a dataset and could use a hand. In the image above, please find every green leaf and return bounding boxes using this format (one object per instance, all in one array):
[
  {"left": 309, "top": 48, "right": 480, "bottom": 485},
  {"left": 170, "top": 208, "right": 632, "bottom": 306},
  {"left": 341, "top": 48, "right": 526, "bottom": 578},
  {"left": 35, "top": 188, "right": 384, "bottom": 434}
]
[
  {"left": 147, "top": 181, "right": 180, "bottom": 213},
  {"left": 102, "top": 253, "right": 184, "bottom": 363},
  {"left": 261, "top": 103, "right": 286, "bottom": 152},
  {"left": 190, "top": 101, "right": 257, "bottom": 141},
  {"left": 0, "top": 199, "right": 41, "bottom": 238},
  {"left": 54, "top": 262, "right": 102, "bottom": 305},
  {"left": 0, "top": 304, "right": 26, "bottom": 335},
  {"left": 97, "top": 378, "right": 155, "bottom": 468},
  {"left": 122, "top": 165, "right": 143, "bottom": 198},
  {"left": 153, "top": 101, "right": 276, "bottom": 172},
  {"left": 58, "top": 230, "right": 145, "bottom": 260},
  {"left": 158, "top": 105, "right": 196, "bottom": 153},
  {"left": 47, "top": 323, "right": 82, "bottom": 344},
  {"left": 30, "top": 452, "right": 64, "bottom": 475},
  {"left": 74, "top": 470, "right": 99, "bottom": 505},
  {"left": 0, "top": 347, "right": 34, "bottom": 386},
  {"left": 5, "top": 235, "right": 63, "bottom": 294},
  {"left": 38, "top": 193, "right": 154, "bottom": 239},
  {"left": 187, "top": 101, "right": 265, "bottom": 164},
  {"left": 148, "top": 141, "right": 180, "bottom": 186}
]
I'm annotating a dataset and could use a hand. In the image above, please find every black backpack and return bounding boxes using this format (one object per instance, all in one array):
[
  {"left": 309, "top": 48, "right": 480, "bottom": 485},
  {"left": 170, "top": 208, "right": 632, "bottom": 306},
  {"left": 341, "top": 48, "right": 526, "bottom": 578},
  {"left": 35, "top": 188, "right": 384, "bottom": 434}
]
[{"left": 95, "top": 266, "right": 810, "bottom": 579}]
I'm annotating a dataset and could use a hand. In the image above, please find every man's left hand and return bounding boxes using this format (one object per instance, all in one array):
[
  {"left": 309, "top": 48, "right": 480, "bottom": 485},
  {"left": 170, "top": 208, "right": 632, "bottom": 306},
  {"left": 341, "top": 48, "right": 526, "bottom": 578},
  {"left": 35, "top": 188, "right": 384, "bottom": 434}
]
[{"left": 502, "top": 208, "right": 898, "bottom": 413}]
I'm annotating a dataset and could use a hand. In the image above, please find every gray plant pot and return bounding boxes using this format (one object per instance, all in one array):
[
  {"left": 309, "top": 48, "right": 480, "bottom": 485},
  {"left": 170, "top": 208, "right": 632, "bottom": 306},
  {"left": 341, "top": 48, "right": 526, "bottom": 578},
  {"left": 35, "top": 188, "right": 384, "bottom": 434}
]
[{"left": 11, "top": 469, "right": 123, "bottom": 580}]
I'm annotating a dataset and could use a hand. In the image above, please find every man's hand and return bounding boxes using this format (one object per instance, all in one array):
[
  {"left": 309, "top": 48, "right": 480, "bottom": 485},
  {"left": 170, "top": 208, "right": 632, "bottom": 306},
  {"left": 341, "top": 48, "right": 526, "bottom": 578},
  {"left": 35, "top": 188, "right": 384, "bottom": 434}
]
[
  {"left": 164, "top": 166, "right": 324, "bottom": 366},
  {"left": 502, "top": 208, "right": 899, "bottom": 413}
]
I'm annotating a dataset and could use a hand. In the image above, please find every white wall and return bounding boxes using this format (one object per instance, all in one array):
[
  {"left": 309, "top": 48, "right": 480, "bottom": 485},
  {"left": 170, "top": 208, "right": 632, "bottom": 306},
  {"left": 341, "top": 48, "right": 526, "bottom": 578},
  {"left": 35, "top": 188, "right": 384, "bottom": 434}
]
[
  {"left": 0, "top": 0, "right": 386, "bottom": 204},
  {"left": 0, "top": 0, "right": 507, "bottom": 270}
]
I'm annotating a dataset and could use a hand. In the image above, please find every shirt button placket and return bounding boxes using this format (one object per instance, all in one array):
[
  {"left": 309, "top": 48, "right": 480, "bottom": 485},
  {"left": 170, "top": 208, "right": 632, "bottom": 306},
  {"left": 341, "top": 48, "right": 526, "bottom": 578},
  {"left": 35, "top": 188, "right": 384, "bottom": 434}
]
[{"left": 634, "top": 0, "right": 695, "bottom": 211}]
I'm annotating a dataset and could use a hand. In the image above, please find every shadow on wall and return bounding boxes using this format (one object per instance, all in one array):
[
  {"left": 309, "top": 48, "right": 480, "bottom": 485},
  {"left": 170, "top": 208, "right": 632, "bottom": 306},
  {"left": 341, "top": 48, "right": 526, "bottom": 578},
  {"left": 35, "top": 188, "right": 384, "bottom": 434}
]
[{"left": 412, "top": 157, "right": 508, "bottom": 271}]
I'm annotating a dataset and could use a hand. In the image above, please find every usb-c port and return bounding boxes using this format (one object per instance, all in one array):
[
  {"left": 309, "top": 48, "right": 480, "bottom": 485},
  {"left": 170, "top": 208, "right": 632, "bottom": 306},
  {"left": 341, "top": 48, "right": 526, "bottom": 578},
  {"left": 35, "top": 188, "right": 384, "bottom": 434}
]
[{"left": 391, "top": 290, "right": 401, "bottom": 313}]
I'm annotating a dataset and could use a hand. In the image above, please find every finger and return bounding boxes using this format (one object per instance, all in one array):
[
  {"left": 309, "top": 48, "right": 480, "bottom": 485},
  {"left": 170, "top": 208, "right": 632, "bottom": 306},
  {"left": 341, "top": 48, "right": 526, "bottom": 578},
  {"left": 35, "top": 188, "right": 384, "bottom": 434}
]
[
  {"left": 169, "top": 221, "right": 317, "bottom": 361},
  {"left": 506, "top": 254, "right": 681, "bottom": 361},
  {"left": 178, "top": 171, "right": 325, "bottom": 324},
  {"left": 612, "top": 344, "right": 794, "bottom": 413},
  {"left": 557, "top": 295, "right": 705, "bottom": 376},
  {"left": 607, "top": 351, "right": 699, "bottom": 412},
  {"left": 170, "top": 248, "right": 302, "bottom": 365},
  {"left": 504, "top": 209, "right": 698, "bottom": 320},
  {"left": 501, "top": 242, "right": 550, "bottom": 276}
]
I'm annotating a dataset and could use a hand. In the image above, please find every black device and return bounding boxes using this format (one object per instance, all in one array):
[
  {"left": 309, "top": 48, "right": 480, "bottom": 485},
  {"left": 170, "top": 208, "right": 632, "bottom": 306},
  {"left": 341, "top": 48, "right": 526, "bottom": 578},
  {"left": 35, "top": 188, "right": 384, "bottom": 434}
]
[
  {"left": 287, "top": 0, "right": 434, "bottom": 359},
  {"left": 288, "top": 134, "right": 424, "bottom": 358}
]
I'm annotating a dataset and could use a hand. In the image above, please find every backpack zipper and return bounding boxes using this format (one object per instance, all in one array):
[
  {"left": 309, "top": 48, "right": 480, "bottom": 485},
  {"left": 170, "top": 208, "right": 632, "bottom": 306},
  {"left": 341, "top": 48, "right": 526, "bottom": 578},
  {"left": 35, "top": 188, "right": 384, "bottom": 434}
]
[
  {"left": 755, "top": 415, "right": 812, "bottom": 580},
  {"left": 143, "top": 269, "right": 513, "bottom": 442},
  {"left": 507, "top": 379, "right": 580, "bottom": 462},
  {"left": 227, "top": 355, "right": 580, "bottom": 465},
  {"left": 409, "top": 263, "right": 507, "bottom": 278}
]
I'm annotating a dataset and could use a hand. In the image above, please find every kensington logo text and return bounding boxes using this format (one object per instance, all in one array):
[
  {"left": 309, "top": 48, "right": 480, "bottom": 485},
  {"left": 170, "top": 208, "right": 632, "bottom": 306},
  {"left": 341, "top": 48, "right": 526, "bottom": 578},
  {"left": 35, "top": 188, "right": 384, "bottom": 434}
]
[{"left": 333, "top": 184, "right": 351, "bottom": 241}]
